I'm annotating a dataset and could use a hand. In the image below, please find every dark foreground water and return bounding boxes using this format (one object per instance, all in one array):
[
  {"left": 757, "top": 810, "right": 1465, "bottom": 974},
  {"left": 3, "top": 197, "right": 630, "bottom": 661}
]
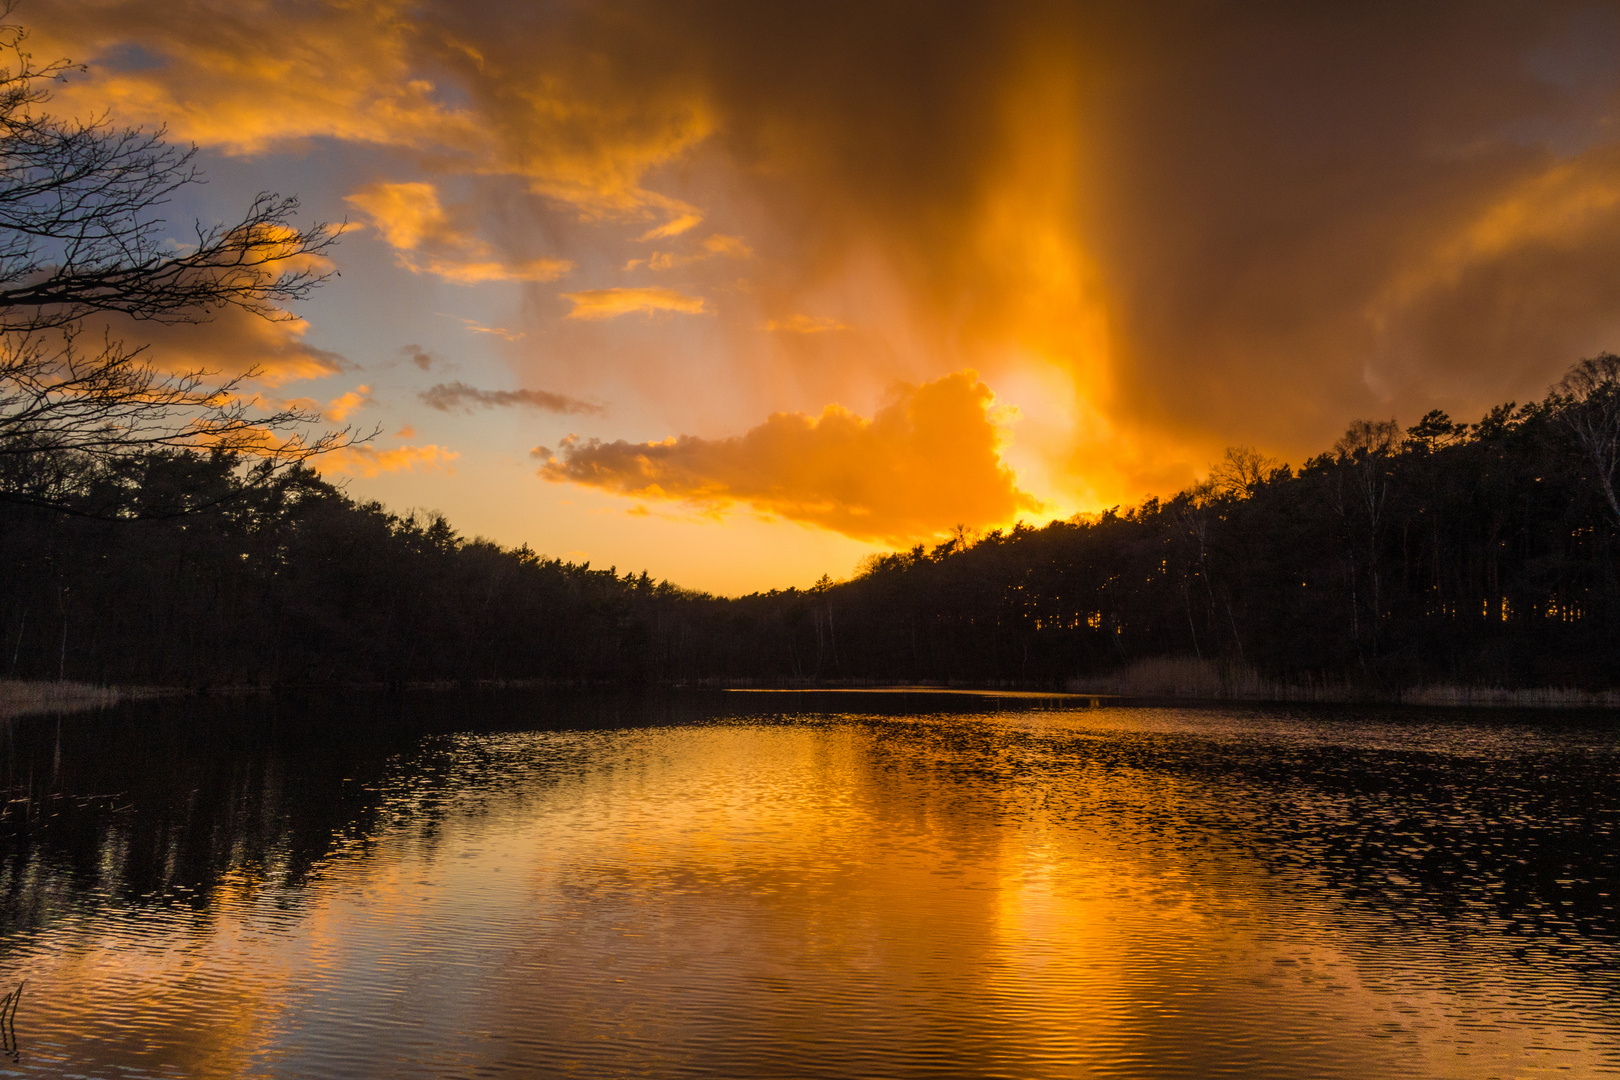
[{"left": 0, "top": 690, "right": 1616, "bottom": 1078}]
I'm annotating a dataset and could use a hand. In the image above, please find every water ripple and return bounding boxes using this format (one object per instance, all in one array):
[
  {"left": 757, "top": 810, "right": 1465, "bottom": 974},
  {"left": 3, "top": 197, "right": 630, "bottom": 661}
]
[{"left": 0, "top": 695, "right": 1616, "bottom": 1077}]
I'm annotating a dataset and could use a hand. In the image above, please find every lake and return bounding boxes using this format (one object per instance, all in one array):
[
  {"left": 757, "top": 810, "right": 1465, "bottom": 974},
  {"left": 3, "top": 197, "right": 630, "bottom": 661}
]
[{"left": 1, "top": 690, "right": 1616, "bottom": 1078}]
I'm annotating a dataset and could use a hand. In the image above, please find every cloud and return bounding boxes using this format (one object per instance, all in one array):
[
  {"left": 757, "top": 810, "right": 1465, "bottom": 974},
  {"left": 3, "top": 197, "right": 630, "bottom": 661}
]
[
  {"left": 766, "top": 314, "right": 848, "bottom": 333},
  {"left": 1364, "top": 145, "right": 1620, "bottom": 386},
  {"left": 316, "top": 443, "right": 459, "bottom": 478},
  {"left": 446, "top": 316, "right": 525, "bottom": 341},
  {"left": 536, "top": 370, "right": 1038, "bottom": 543},
  {"left": 419, "top": 381, "right": 602, "bottom": 415},
  {"left": 639, "top": 214, "right": 704, "bottom": 241},
  {"left": 701, "top": 234, "right": 752, "bottom": 257},
  {"left": 34, "top": 0, "right": 1620, "bottom": 514},
  {"left": 325, "top": 385, "right": 374, "bottom": 422},
  {"left": 237, "top": 391, "right": 320, "bottom": 416},
  {"left": 561, "top": 287, "right": 709, "bottom": 320},
  {"left": 346, "top": 182, "right": 572, "bottom": 284},
  {"left": 623, "top": 253, "right": 676, "bottom": 272},
  {"left": 76, "top": 222, "right": 347, "bottom": 389},
  {"left": 29, "top": 1, "right": 711, "bottom": 221},
  {"left": 624, "top": 233, "right": 753, "bottom": 271},
  {"left": 401, "top": 344, "right": 436, "bottom": 370},
  {"left": 99, "top": 306, "right": 347, "bottom": 388},
  {"left": 346, "top": 183, "right": 444, "bottom": 250},
  {"left": 33, "top": 2, "right": 481, "bottom": 156}
]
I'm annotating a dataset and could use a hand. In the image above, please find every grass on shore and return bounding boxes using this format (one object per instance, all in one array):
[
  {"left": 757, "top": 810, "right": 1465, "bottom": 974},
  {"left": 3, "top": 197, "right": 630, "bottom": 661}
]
[
  {"left": 0, "top": 678, "right": 124, "bottom": 720},
  {"left": 5, "top": 664, "right": 1616, "bottom": 714},
  {"left": 1068, "top": 656, "right": 1620, "bottom": 708}
]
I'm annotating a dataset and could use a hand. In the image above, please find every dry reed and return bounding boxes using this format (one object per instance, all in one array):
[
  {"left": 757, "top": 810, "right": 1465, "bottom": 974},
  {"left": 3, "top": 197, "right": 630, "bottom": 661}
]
[
  {"left": 1068, "top": 657, "right": 1620, "bottom": 708},
  {"left": 0, "top": 679, "right": 123, "bottom": 719}
]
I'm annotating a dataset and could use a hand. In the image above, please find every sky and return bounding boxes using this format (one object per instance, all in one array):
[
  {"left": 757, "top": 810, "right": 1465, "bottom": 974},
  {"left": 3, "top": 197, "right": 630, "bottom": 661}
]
[{"left": 25, "top": 1, "right": 1620, "bottom": 594}]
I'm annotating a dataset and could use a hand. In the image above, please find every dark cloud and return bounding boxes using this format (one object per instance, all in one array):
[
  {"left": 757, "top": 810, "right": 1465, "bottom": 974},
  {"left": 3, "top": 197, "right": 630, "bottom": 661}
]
[
  {"left": 401, "top": 344, "right": 436, "bottom": 371},
  {"left": 420, "top": 381, "right": 603, "bottom": 415},
  {"left": 42, "top": 0, "right": 1620, "bottom": 504},
  {"left": 437, "top": 0, "right": 1620, "bottom": 480}
]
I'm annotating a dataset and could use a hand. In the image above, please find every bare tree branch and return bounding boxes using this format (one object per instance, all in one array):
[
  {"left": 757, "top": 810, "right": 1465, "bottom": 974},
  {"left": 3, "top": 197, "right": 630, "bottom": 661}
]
[
  {"left": 0, "top": 4, "right": 362, "bottom": 515},
  {"left": 1555, "top": 352, "right": 1620, "bottom": 529}
]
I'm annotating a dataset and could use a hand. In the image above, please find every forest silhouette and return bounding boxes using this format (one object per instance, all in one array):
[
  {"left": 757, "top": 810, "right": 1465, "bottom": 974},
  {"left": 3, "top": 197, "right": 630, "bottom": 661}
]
[
  {"left": 1, "top": 6, "right": 1618, "bottom": 699},
  {"left": 5, "top": 366, "right": 1620, "bottom": 694}
]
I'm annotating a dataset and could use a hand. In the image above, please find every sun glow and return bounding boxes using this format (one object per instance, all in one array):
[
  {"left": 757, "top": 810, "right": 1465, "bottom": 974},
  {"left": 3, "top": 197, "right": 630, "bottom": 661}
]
[{"left": 19, "top": 0, "right": 1620, "bottom": 590}]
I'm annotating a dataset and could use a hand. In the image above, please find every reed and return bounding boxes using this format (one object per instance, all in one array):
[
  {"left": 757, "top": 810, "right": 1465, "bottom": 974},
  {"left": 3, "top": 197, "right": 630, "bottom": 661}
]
[
  {"left": 0, "top": 678, "right": 122, "bottom": 719},
  {"left": 1068, "top": 657, "right": 1620, "bottom": 708},
  {"left": 1400, "top": 684, "right": 1620, "bottom": 708},
  {"left": 1, "top": 980, "right": 20, "bottom": 1055}
]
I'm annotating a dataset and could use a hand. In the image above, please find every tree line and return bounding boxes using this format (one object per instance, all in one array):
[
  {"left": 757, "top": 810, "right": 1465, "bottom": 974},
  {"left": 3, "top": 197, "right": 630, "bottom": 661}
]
[
  {"left": 2, "top": 7, "right": 1618, "bottom": 694},
  {"left": 3, "top": 362, "right": 1619, "bottom": 691}
]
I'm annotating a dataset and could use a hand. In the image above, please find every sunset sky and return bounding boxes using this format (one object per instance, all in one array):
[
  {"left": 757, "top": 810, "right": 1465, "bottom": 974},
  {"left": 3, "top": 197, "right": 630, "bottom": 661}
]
[{"left": 28, "top": 1, "right": 1620, "bottom": 593}]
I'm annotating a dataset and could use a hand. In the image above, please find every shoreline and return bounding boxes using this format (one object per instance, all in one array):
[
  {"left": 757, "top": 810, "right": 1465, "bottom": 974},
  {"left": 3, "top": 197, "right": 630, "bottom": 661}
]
[
  {"left": 0, "top": 678, "right": 125, "bottom": 720},
  {"left": 4, "top": 671, "right": 1618, "bottom": 718},
  {"left": 720, "top": 682, "right": 1620, "bottom": 709},
  {"left": 1064, "top": 656, "right": 1620, "bottom": 709},
  {"left": 0, "top": 679, "right": 181, "bottom": 720}
]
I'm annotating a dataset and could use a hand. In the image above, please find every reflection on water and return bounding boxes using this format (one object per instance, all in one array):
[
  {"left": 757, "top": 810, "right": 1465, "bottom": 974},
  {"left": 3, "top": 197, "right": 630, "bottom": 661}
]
[{"left": 1, "top": 691, "right": 1617, "bottom": 1078}]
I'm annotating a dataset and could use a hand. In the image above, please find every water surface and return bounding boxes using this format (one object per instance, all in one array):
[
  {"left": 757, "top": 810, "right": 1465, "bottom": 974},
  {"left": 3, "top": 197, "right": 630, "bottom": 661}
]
[{"left": 1, "top": 691, "right": 1616, "bottom": 1077}]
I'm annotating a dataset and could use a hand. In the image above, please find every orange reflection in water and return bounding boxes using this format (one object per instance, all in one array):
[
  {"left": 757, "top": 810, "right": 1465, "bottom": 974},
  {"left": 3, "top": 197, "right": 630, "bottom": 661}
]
[{"left": 4, "top": 709, "right": 1618, "bottom": 1078}]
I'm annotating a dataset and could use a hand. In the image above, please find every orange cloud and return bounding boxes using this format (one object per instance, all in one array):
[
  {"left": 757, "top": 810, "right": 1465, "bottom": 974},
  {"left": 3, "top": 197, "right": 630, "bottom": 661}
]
[
  {"left": 317, "top": 443, "right": 458, "bottom": 478},
  {"left": 35, "top": 2, "right": 478, "bottom": 157},
  {"left": 701, "top": 234, "right": 752, "bottom": 257},
  {"left": 766, "top": 314, "right": 849, "bottom": 333},
  {"left": 345, "top": 182, "right": 571, "bottom": 284},
  {"left": 236, "top": 391, "right": 320, "bottom": 416},
  {"left": 625, "top": 233, "right": 753, "bottom": 271},
  {"left": 37, "top": 1, "right": 1620, "bottom": 527},
  {"left": 447, "top": 316, "right": 525, "bottom": 341},
  {"left": 535, "top": 371, "right": 1038, "bottom": 543},
  {"left": 623, "top": 252, "right": 677, "bottom": 271},
  {"left": 638, "top": 214, "right": 703, "bottom": 241},
  {"left": 561, "top": 287, "right": 709, "bottom": 320},
  {"left": 99, "top": 306, "right": 346, "bottom": 388},
  {"left": 346, "top": 183, "right": 449, "bottom": 250},
  {"left": 31, "top": 2, "right": 710, "bottom": 221},
  {"left": 325, "top": 385, "right": 374, "bottom": 422},
  {"left": 1369, "top": 145, "right": 1620, "bottom": 342}
]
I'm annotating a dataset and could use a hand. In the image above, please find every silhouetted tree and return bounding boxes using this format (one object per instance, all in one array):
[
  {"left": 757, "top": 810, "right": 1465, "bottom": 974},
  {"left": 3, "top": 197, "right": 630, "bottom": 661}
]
[
  {"left": 3, "top": 357, "right": 1619, "bottom": 691},
  {"left": 0, "top": 5, "right": 354, "bottom": 513},
  {"left": 1209, "top": 444, "right": 1281, "bottom": 496},
  {"left": 1555, "top": 353, "right": 1620, "bottom": 528},
  {"left": 1330, "top": 418, "right": 1400, "bottom": 663}
]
